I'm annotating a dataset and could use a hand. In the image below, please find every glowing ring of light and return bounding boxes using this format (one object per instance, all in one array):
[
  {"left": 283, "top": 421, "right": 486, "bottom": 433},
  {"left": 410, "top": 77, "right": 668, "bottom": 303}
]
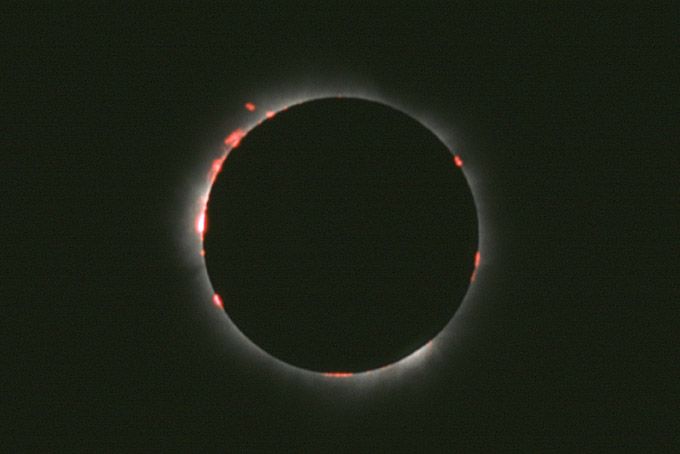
[{"left": 180, "top": 87, "right": 485, "bottom": 383}]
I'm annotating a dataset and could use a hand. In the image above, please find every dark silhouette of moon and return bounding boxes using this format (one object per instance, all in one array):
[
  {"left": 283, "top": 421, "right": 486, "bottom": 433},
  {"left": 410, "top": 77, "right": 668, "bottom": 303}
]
[{"left": 204, "top": 98, "right": 477, "bottom": 373}]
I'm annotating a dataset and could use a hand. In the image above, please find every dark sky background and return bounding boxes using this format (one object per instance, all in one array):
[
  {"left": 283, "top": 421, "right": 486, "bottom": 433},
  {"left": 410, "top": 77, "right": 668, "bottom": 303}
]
[{"left": 3, "top": 3, "right": 676, "bottom": 449}]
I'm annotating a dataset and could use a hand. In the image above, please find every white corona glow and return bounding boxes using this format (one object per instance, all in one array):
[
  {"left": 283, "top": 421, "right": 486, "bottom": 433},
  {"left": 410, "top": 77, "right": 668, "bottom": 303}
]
[
  {"left": 175, "top": 81, "right": 489, "bottom": 387},
  {"left": 196, "top": 210, "right": 206, "bottom": 235}
]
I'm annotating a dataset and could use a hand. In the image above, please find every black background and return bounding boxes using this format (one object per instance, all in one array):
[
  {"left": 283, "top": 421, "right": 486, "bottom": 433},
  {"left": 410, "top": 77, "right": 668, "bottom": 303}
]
[{"left": 3, "top": 3, "right": 677, "bottom": 449}]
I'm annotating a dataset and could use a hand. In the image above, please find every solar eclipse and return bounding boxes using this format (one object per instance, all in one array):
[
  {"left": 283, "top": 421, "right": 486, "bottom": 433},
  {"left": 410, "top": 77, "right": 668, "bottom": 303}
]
[{"left": 182, "top": 89, "right": 485, "bottom": 380}]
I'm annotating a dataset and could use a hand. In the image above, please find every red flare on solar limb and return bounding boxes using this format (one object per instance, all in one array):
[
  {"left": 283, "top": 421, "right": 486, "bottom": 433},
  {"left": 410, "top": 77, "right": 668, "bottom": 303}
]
[
  {"left": 470, "top": 251, "right": 481, "bottom": 282},
  {"left": 224, "top": 128, "right": 246, "bottom": 148},
  {"left": 323, "top": 372, "right": 354, "bottom": 378},
  {"left": 211, "top": 158, "right": 224, "bottom": 173},
  {"left": 244, "top": 102, "right": 256, "bottom": 112},
  {"left": 453, "top": 155, "right": 463, "bottom": 167},
  {"left": 209, "top": 157, "right": 225, "bottom": 184},
  {"left": 213, "top": 293, "right": 224, "bottom": 308},
  {"left": 265, "top": 111, "right": 276, "bottom": 119}
]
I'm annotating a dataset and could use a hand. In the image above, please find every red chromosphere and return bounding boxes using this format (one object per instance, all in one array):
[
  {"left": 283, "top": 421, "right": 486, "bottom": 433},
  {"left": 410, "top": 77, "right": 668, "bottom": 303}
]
[
  {"left": 210, "top": 158, "right": 224, "bottom": 183},
  {"left": 197, "top": 128, "right": 249, "bottom": 246},
  {"left": 470, "top": 251, "right": 481, "bottom": 282},
  {"left": 224, "top": 128, "right": 246, "bottom": 148},
  {"left": 323, "top": 372, "right": 354, "bottom": 378}
]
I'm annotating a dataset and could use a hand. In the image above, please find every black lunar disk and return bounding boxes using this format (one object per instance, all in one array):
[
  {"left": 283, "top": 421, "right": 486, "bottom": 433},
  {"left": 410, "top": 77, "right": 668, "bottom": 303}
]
[{"left": 204, "top": 98, "right": 477, "bottom": 373}]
